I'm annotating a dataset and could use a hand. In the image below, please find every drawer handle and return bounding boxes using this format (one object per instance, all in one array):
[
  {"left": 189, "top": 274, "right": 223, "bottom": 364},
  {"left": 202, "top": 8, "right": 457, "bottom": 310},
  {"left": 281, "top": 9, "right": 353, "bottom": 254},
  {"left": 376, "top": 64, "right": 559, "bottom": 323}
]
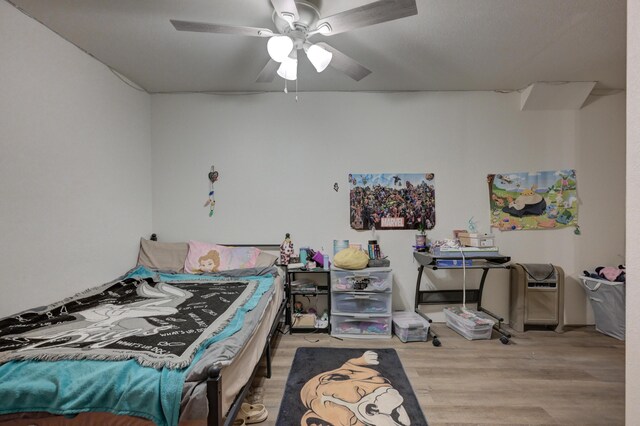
[
  {"left": 353, "top": 295, "right": 371, "bottom": 300},
  {"left": 352, "top": 314, "right": 386, "bottom": 323}
]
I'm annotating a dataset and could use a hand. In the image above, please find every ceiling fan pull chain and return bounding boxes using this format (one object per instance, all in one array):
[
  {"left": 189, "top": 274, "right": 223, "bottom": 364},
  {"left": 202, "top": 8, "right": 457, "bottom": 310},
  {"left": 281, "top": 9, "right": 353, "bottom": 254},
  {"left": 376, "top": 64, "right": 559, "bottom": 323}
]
[
  {"left": 295, "top": 77, "right": 298, "bottom": 102},
  {"left": 284, "top": 77, "right": 288, "bottom": 94}
]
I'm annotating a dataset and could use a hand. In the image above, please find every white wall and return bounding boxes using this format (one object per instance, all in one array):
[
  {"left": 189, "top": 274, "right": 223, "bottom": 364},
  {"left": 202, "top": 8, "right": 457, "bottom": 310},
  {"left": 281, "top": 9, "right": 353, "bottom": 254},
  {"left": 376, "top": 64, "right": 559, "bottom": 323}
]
[
  {"left": 151, "top": 90, "right": 625, "bottom": 324},
  {"left": 627, "top": 0, "right": 639, "bottom": 421},
  {"left": 0, "top": 2, "right": 152, "bottom": 316}
]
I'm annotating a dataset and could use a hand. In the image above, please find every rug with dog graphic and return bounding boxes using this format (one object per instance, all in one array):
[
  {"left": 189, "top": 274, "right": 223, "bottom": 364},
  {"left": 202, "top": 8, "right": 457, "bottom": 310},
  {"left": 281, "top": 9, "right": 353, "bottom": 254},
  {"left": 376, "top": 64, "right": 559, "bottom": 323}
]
[{"left": 276, "top": 347, "right": 428, "bottom": 426}]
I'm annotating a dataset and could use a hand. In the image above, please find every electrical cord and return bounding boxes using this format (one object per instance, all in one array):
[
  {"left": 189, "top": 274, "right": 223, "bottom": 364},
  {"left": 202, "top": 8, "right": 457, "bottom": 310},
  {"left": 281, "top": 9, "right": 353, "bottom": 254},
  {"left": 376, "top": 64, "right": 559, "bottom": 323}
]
[
  {"left": 304, "top": 333, "right": 320, "bottom": 343},
  {"left": 288, "top": 326, "right": 320, "bottom": 343}
]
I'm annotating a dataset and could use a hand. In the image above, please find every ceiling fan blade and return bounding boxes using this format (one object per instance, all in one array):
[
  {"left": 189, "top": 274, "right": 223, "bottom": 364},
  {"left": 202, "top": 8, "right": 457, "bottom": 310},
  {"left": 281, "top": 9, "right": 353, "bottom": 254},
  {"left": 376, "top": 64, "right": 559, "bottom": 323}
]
[
  {"left": 315, "top": 42, "right": 371, "bottom": 81},
  {"left": 315, "top": 0, "right": 417, "bottom": 36},
  {"left": 170, "top": 19, "right": 273, "bottom": 37},
  {"left": 256, "top": 59, "right": 279, "bottom": 83},
  {"left": 270, "top": 0, "right": 299, "bottom": 22}
]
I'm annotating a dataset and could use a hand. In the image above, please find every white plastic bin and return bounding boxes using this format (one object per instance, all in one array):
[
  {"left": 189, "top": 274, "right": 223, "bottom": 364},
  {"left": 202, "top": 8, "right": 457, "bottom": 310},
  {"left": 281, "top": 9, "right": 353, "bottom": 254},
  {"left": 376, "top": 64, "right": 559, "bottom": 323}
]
[
  {"left": 392, "top": 311, "right": 430, "bottom": 342},
  {"left": 331, "top": 267, "right": 392, "bottom": 292},
  {"left": 444, "top": 307, "right": 495, "bottom": 340},
  {"left": 579, "top": 276, "right": 625, "bottom": 340}
]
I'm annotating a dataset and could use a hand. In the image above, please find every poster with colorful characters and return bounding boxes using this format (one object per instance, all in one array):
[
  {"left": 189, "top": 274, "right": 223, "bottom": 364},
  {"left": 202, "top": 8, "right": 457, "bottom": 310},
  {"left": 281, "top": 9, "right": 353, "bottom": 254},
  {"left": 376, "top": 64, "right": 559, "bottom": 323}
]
[
  {"left": 349, "top": 173, "right": 435, "bottom": 230},
  {"left": 488, "top": 169, "right": 578, "bottom": 231}
]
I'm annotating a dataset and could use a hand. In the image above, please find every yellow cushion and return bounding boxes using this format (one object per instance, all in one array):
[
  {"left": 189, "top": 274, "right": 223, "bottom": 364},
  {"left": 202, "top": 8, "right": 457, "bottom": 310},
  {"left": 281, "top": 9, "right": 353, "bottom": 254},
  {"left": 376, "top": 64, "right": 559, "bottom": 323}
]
[{"left": 333, "top": 247, "right": 369, "bottom": 270}]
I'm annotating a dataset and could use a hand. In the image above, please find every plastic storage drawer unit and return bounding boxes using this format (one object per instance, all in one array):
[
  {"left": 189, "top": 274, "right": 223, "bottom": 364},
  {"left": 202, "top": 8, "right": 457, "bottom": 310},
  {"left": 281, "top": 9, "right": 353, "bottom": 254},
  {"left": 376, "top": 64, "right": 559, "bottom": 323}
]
[
  {"left": 444, "top": 307, "right": 495, "bottom": 340},
  {"left": 330, "top": 314, "right": 392, "bottom": 338},
  {"left": 331, "top": 292, "right": 392, "bottom": 315},
  {"left": 392, "top": 311, "right": 430, "bottom": 343},
  {"left": 331, "top": 267, "right": 392, "bottom": 292}
]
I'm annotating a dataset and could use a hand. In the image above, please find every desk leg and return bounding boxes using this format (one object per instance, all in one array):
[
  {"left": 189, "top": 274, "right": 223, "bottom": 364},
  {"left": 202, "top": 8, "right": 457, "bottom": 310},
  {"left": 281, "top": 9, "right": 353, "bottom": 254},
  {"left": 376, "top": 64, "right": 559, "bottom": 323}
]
[
  {"left": 414, "top": 265, "right": 425, "bottom": 311},
  {"left": 477, "top": 268, "right": 489, "bottom": 310},
  {"left": 477, "top": 268, "right": 511, "bottom": 344},
  {"left": 414, "top": 309, "right": 441, "bottom": 347},
  {"left": 414, "top": 265, "right": 441, "bottom": 347}
]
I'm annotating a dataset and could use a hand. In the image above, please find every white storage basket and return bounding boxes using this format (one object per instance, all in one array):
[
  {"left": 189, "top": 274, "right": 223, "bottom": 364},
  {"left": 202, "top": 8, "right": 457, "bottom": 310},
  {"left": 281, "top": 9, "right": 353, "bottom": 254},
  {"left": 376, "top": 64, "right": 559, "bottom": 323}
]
[{"left": 579, "top": 276, "right": 625, "bottom": 340}]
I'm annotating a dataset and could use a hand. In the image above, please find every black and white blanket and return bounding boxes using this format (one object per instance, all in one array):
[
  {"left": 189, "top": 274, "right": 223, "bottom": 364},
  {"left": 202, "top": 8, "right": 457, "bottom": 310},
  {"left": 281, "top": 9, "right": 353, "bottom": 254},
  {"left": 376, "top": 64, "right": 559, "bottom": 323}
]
[{"left": 0, "top": 277, "right": 259, "bottom": 369}]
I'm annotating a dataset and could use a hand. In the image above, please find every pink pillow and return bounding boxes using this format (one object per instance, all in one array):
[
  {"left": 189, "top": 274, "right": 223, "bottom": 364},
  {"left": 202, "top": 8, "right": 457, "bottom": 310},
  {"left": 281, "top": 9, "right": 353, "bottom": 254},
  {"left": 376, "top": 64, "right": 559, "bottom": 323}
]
[
  {"left": 184, "top": 241, "right": 225, "bottom": 274},
  {"left": 184, "top": 241, "right": 260, "bottom": 274},
  {"left": 219, "top": 246, "right": 261, "bottom": 271}
]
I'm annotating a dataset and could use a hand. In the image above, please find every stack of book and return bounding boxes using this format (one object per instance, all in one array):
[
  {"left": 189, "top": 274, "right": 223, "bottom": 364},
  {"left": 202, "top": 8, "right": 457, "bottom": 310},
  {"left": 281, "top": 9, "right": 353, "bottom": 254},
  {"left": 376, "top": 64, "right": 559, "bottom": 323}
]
[
  {"left": 457, "top": 232, "right": 495, "bottom": 247},
  {"left": 435, "top": 258, "right": 473, "bottom": 267},
  {"left": 433, "top": 246, "right": 501, "bottom": 258}
]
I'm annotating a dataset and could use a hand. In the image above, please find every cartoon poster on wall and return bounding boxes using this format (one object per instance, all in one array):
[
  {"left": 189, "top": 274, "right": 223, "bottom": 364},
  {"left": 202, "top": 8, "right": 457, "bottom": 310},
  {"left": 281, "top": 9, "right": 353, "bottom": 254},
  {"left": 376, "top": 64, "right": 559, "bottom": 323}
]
[
  {"left": 488, "top": 169, "right": 578, "bottom": 231},
  {"left": 349, "top": 173, "right": 435, "bottom": 230}
]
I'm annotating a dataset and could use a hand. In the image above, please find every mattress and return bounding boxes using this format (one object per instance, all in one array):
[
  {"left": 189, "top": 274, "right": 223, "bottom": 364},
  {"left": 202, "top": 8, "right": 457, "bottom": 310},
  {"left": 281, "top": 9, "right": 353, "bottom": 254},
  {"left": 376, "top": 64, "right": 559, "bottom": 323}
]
[
  {"left": 0, "top": 269, "right": 284, "bottom": 426},
  {"left": 180, "top": 274, "right": 284, "bottom": 422}
]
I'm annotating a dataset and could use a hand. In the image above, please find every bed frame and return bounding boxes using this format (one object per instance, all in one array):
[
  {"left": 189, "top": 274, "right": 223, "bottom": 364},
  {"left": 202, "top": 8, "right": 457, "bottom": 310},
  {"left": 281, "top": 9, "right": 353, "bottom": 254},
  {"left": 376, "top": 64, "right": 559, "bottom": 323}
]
[
  {"left": 149, "top": 237, "right": 285, "bottom": 426},
  {"left": 208, "top": 293, "right": 285, "bottom": 426}
]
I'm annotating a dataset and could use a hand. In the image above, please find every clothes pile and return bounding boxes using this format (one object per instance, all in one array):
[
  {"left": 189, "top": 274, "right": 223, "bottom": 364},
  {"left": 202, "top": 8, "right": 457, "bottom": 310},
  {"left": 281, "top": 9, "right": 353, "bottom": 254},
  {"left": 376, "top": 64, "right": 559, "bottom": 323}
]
[{"left": 583, "top": 265, "right": 626, "bottom": 283}]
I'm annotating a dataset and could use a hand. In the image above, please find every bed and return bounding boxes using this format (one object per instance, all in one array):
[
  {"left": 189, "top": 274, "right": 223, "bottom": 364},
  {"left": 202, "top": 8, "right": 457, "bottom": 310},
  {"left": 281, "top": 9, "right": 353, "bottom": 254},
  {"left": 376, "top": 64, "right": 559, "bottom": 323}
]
[{"left": 0, "top": 240, "right": 285, "bottom": 426}]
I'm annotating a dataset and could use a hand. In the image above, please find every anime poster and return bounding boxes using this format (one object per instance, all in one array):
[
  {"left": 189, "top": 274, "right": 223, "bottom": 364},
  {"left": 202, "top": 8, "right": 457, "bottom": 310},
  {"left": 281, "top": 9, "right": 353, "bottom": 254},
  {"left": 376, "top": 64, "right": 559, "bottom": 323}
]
[
  {"left": 488, "top": 169, "right": 578, "bottom": 231},
  {"left": 349, "top": 173, "right": 435, "bottom": 230}
]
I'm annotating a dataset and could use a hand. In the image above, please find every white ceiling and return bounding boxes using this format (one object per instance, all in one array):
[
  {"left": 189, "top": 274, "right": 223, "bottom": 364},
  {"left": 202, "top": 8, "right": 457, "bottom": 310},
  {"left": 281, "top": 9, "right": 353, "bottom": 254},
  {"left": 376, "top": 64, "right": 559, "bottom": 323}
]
[{"left": 8, "top": 0, "right": 626, "bottom": 93}]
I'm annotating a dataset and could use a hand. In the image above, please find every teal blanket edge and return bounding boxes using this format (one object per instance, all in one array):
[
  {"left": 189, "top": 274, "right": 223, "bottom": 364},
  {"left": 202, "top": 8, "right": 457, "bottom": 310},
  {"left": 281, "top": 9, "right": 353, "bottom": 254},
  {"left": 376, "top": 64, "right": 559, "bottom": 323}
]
[{"left": 0, "top": 266, "right": 275, "bottom": 426}]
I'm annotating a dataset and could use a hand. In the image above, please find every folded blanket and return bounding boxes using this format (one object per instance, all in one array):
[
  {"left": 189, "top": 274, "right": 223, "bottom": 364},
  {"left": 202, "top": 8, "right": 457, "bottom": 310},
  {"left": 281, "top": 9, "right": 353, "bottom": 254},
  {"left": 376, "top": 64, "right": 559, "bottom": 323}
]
[{"left": 0, "top": 277, "right": 258, "bottom": 369}]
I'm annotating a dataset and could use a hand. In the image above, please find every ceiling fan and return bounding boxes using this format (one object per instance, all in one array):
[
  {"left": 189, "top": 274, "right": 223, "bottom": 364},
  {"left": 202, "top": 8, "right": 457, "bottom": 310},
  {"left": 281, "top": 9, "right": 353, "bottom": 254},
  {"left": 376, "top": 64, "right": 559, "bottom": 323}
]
[{"left": 170, "top": 0, "right": 418, "bottom": 83}]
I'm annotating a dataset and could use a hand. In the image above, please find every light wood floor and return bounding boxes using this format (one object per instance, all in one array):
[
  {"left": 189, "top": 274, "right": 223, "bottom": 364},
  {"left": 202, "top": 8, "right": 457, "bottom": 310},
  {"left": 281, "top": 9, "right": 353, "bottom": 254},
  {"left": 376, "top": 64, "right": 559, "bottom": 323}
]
[{"left": 250, "top": 325, "right": 624, "bottom": 425}]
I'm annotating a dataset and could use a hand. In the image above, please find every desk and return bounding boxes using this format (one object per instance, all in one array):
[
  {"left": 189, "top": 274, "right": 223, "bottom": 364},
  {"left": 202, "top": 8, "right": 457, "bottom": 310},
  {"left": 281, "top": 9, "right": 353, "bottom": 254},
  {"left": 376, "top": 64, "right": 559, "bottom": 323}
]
[{"left": 413, "top": 251, "right": 511, "bottom": 346}]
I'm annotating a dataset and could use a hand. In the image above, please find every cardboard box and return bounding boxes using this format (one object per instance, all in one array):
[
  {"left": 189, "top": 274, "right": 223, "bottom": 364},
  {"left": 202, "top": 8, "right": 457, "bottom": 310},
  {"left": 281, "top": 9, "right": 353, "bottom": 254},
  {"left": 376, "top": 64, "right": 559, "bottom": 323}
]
[
  {"left": 458, "top": 232, "right": 495, "bottom": 247},
  {"left": 292, "top": 313, "right": 316, "bottom": 328}
]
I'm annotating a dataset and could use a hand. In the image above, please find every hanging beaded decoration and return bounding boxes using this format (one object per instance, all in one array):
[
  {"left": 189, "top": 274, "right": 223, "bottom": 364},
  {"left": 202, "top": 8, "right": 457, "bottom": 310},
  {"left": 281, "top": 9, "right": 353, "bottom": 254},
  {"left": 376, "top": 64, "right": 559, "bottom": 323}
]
[{"left": 204, "top": 166, "right": 219, "bottom": 217}]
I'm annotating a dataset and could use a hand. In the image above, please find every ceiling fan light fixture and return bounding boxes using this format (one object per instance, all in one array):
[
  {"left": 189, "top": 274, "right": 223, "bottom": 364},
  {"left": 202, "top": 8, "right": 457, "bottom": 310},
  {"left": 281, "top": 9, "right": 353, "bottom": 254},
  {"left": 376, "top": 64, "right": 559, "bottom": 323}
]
[
  {"left": 267, "top": 35, "right": 293, "bottom": 62},
  {"left": 306, "top": 44, "right": 332, "bottom": 72},
  {"left": 277, "top": 57, "right": 298, "bottom": 81}
]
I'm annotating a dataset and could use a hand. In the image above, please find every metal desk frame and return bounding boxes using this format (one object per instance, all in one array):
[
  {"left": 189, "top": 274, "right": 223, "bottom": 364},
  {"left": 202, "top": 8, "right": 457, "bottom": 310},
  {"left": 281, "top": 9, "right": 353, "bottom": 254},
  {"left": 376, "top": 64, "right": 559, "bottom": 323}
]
[{"left": 413, "top": 251, "right": 512, "bottom": 346}]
